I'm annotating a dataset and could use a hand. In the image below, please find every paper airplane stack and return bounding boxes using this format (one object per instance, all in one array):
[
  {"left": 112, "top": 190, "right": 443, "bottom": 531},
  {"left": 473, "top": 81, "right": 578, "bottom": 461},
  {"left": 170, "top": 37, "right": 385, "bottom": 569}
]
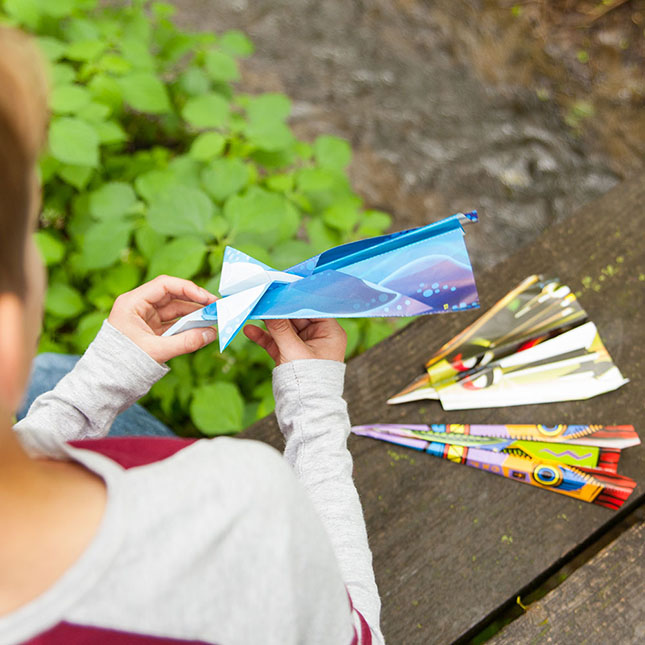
[
  {"left": 164, "top": 212, "right": 479, "bottom": 350},
  {"left": 352, "top": 423, "right": 640, "bottom": 509},
  {"left": 388, "top": 275, "right": 628, "bottom": 409}
]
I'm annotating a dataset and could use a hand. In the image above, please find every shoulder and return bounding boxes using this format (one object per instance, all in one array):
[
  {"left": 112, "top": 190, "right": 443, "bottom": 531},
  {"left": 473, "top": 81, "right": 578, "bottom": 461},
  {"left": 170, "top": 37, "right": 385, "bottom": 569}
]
[{"left": 66, "top": 437, "right": 353, "bottom": 643}]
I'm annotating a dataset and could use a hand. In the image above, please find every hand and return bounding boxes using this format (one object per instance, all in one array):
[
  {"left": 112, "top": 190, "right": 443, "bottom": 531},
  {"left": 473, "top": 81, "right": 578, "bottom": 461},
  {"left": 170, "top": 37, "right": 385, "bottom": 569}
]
[
  {"left": 108, "top": 275, "right": 218, "bottom": 364},
  {"left": 243, "top": 319, "right": 347, "bottom": 366}
]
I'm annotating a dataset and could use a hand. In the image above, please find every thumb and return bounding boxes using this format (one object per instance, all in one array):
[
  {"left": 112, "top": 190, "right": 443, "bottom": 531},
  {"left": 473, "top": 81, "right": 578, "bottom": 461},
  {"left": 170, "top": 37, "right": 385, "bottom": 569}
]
[{"left": 149, "top": 327, "right": 218, "bottom": 363}]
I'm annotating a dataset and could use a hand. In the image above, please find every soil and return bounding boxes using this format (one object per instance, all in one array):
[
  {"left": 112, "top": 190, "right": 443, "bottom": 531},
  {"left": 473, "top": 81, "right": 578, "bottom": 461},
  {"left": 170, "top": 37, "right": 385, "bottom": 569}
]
[{"left": 170, "top": 0, "right": 644, "bottom": 272}]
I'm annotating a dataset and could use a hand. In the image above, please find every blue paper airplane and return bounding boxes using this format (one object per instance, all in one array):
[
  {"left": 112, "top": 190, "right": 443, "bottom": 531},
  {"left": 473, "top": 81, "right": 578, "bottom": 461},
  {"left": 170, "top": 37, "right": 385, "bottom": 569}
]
[{"left": 163, "top": 211, "right": 479, "bottom": 351}]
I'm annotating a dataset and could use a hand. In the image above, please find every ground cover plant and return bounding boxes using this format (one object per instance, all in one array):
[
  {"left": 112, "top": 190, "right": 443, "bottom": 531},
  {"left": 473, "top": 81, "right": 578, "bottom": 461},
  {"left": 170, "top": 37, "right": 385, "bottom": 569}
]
[{"left": 0, "top": 0, "right": 401, "bottom": 435}]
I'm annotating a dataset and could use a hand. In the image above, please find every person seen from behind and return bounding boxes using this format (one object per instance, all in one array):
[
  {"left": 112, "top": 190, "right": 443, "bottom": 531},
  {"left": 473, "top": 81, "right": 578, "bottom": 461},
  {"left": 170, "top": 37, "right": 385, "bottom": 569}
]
[{"left": 0, "top": 27, "right": 383, "bottom": 645}]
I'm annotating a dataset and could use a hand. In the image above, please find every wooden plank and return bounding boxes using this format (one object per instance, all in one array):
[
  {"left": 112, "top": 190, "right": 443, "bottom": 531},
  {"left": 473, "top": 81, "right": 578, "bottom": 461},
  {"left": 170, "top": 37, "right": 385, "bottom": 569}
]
[
  {"left": 489, "top": 521, "right": 645, "bottom": 644},
  {"left": 242, "top": 171, "right": 645, "bottom": 643}
]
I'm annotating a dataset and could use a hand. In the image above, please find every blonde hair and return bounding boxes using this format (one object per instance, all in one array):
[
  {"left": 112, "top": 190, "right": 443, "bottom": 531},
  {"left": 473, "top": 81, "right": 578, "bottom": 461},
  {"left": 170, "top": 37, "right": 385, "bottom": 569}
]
[{"left": 0, "top": 27, "right": 49, "bottom": 296}]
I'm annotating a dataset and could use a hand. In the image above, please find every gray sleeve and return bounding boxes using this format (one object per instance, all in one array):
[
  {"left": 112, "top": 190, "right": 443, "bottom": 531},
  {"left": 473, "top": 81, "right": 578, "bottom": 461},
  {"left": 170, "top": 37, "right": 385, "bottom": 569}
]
[
  {"left": 272, "top": 359, "right": 384, "bottom": 644},
  {"left": 14, "top": 321, "right": 168, "bottom": 458}
]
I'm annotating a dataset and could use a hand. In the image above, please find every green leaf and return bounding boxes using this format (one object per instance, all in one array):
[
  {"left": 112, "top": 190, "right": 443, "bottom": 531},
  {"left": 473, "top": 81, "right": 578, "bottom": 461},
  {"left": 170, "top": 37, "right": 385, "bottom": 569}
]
[
  {"left": 38, "top": 0, "right": 80, "bottom": 18},
  {"left": 251, "top": 147, "right": 297, "bottom": 170},
  {"left": 34, "top": 230, "right": 65, "bottom": 266},
  {"left": 190, "top": 382, "right": 244, "bottom": 435},
  {"left": 65, "top": 39, "right": 106, "bottom": 62},
  {"left": 152, "top": 2, "right": 176, "bottom": 18},
  {"left": 39, "top": 155, "right": 60, "bottom": 183},
  {"left": 68, "top": 195, "right": 93, "bottom": 242},
  {"left": 245, "top": 121, "right": 295, "bottom": 152},
  {"left": 3, "top": 0, "right": 41, "bottom": 29},
  {"left": 178, "top": 67, "right": 211, "bottom": 96},
  {"left": 314, "top": 135, "right": 352, "bottom": 170},
  {"left": 339, "top": 319, "right": 360, "bottom": 357},
  {"left": 201, "top": 158, "right": 248, "bottom": 202},
  {"left": 86, "top": 281, "right": 114, "bottom": 311},
  {"left": 36, "top": 36, "right": 67, "bottom": 61},
  {"left": 38, "top": 334, "right": 66, "bottom": 355},
  {"left": 95, "top": 120, "right": 128, "bottom": 144},
  {"left": 51, "top": 63, "right": 76, "bottom": 86},
  {"left": 58, "top": 164, "right": 93, "bottom": 190},
  {"left": 306, "top": 218, "right": 340, "bottom": 253},
  {"left": 265, "top": 173, "right": 294, "bottom": 193},
  {"left": 358, "top": 209, "right": 392, "bottom": 236},
  {"left": 224, "top": 187, "right": 292, "bottom": 237},
  {"left": 103, "top": 263, "right": 141, "bottom": 296},
  {"left": 204, "top": 50, "right": 239, "bottom": 83},
  {"left": 45, "top": 282, "right": 85, "bottom": 319},
  {"left": 76, "top": 101, "right": 111, "bottom": 123},
  {"left": 63, "top": 16, "right": 101, "bottom": 42},
  {"left": 219, "top": 30, "right": 254, "bottom": 57},
  {"left": 89, "top": 182, "right": 137, "bottom": 219},
  {"left": 364, "top": 319, "right": 395, "bottom": 348},
  {"left": 189, "top": 132, "right": 226, "bottom": 161},
  {"left": 168, "top": 156, "right": 202, "bottom": 188},
  {"left": 50, "top": 84, "right": 92, "bottom": 114},
  {"left": 75, "top": 312, "right": 106, "bottom": 352},
  {"left": 135, "top": 225, "right": 165, "bottom": 261},
  {"left": 120, "top": 39, "right": 155, "bottom": 70},
  {"left": 233, "top": 242, "right": 272, "bottom": 266},
  {"left": 88, "top": 75, "right": 123, "bottom": 111},
  {"left": 295, "top": 141, "right": 313, "bottom": 160},
  {"left": 147, "top": 185, "right": 214, "bottom": 237},
  {"left": 48, "top": 117, "right": 99, "bottom": 167},
  {"left": 147, "top": 236, "right": 207, "bottom": 281},
  {"left": 245, "top": 93, "right": 291, "bottom": 124},
  {"left": 206, "top": 215, "right": 229, "bottom": 239},
  {"left": 323, "top": 197, "right": 361, "bottom": 232},
  {"left": 182, "top": 93, "right": 229, "bottom": 129},
  {"left": 135, "top": 169, "right": 176, "bottom": 202},
  {"left": 96, "top": 54, "right": 132, "bottom": 75},
  {"left": 271, "top": 240, "right": 312, "bottom": 269},
  {"left": 296, "top": 167, "right": 353, "bottom": 211},
  {"left": 119, "top": 73, "right": 172, "bottom": 114},
  {"left": 81, "top": 219, "right": 134, "bottom": 270}
]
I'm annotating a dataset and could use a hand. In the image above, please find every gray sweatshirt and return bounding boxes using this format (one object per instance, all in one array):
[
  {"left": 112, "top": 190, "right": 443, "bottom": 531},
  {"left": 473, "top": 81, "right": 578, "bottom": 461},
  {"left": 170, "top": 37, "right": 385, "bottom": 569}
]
[{"left": 4, "top": 322, "right": 384, "bottom": 645}]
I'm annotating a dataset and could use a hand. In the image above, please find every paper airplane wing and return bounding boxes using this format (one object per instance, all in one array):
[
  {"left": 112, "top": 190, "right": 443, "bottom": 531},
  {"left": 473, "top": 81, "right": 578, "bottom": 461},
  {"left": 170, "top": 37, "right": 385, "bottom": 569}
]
[{"left": 251, "top": 212, "right": 479, "bottom": 320}]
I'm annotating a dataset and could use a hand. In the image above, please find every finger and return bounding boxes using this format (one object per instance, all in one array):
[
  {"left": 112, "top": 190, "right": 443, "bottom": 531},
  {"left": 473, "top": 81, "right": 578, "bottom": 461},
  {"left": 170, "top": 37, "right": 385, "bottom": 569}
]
[
  {"left": 264, "top": 319, "right": 308, "bottom": 355},
  {"left": 148, "top": 326, "right": 218, "bottom": 363},
  {"left": 135, "top": 276, "right": 217, "bottom": 309},
  {"left": 265, "top": 319, "right": 300, "bottom": 341},
  {"left": 291, "top": 319, "right": 312, "bottom": 333},
  {"left": 156, "top": 299, "right": 205, "bottom": 323},
  {"left": 243, "top": 324, "right": 279, "bottom": 363}
]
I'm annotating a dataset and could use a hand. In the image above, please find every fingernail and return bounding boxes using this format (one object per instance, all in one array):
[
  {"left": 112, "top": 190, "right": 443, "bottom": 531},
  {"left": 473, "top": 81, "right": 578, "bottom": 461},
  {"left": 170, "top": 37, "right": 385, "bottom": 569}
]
[{"left": 202, "top": 329, "right": 216, "bottom": 344}]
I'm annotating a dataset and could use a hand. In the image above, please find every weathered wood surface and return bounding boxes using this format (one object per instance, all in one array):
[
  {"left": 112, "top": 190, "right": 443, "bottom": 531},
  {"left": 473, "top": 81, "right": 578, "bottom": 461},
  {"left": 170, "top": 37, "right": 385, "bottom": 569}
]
[
  {"left": 243, "top": 171, "right": 645, "bottom": 644},
  {"left": 489, "top": 520, "right": 645, "bottom": 645}
]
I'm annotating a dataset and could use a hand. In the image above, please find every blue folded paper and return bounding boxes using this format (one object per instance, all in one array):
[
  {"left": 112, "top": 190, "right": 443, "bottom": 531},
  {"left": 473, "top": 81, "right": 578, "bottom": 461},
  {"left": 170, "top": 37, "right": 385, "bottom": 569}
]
[{"left": 164, "top": 211, "right": 480, "bottom": 351}]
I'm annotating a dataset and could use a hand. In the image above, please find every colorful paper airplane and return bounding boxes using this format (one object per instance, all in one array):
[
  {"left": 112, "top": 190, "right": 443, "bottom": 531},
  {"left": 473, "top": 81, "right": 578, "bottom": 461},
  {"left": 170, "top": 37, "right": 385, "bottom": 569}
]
[
  {"left": 352, "top": 423, "right": 640, "bottom": 509},
  {"left": 164, "top": 211, "right": 479, "bottom": 350},
  {"left": 388, "top": 275, "right": 628, "bottom": 409}
]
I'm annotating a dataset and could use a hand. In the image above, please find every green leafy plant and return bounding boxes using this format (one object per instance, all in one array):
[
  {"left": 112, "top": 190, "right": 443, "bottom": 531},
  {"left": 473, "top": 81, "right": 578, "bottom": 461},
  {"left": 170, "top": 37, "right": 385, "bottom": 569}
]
[{"left": 1, "top": 0, "right": 403, "bottom": 435}]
